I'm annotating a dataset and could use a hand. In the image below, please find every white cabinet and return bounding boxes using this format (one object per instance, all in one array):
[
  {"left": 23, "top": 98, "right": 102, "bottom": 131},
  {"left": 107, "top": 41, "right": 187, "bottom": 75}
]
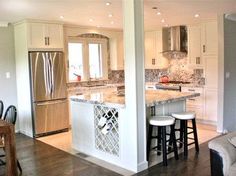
[
  {"left": 204, "top": 56, "right": 218, "bottom": 89},
  {"left": 201, "top": 21, "right": 218, "bottom": 56},
  {"left": 144, "top": 31, "right": 168, "bottom": 69},
  {"left": 188, "top": 25, "right": 203, "bottom": 67},
  {"left": 181, "top": 87, "right": 204, "bottom": 120},
  {"left": 110, "top": 32, "right": 124, "bottom": 70},
  {"left": 204, "top": 88, "right": 218, "bottom": 122},
  {"left": 27, "top": 22, "right": 64, "bottom": 50}
]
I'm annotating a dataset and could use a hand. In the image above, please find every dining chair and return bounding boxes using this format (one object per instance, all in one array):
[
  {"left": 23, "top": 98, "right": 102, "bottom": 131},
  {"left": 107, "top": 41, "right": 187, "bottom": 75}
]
[
  {"left": 0, "top": 105, "right": 22, "bottom": 174},
  {"left": 0, "top": 101, "right": 3, "bottom": 119}
]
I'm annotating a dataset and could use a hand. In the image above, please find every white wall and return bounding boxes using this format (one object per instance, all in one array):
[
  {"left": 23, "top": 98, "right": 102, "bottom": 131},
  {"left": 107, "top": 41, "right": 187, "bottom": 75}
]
[{"left": 0, "top": 25, "right": 19, "bottom": 131}]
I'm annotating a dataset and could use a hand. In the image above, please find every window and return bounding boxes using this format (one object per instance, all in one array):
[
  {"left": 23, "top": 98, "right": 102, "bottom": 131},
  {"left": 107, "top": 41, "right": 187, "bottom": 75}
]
[{"left": 68, "top": 38, "right": 108, "bottom": 82}]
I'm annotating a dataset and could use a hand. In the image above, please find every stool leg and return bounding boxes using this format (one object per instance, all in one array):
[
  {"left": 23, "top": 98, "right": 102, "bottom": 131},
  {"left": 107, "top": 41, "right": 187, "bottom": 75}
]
[
  {"left": 147, "top": 125, "right": 153, "bottom": 161},
  {"left": 168, "top": 126, "right": 173, "bottom": 152},
  {"left": 183, "top": 120, "right": 188, "bottom": 158},
  {"left": 192, "top": 118, "right": 199, "bottom": 153},
  {"left": 161, "top": 126, "right": 167, "bottom": 166},
  {"left": 171, "top": 124, "right": 179, "bottom": 160},
  {"left": 179, "top": 120, "right": 184, "bottom": 148},
  {"left": 157, "top": 127, "right": 162, "bottom": 155}
]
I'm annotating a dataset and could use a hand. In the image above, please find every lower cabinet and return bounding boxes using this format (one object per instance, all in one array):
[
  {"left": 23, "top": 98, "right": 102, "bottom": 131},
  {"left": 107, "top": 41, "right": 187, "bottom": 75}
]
[
  {"left": 204, "top": 88, "right": 218, "bottom": 122},
  {"left": 182, "top": 86, "right": 218, "bottom": 123}
]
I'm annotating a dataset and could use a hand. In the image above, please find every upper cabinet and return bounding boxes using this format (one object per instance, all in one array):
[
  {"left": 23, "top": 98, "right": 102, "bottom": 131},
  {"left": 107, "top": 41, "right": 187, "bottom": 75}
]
[
  {"left": 188, "top": 25, "right": 203, "bottom": 67},
  {"left": 27, "top": 22, "right": 64, "bottom": 50},
  {"left": 109, "top": 32, "right": 124, "bottom": 70},
  {"left": 201, "top": 21, "right": 218, "bottom": 56},
  {"left": 144, "top": 30, "right": 168, "bottom": 69}
]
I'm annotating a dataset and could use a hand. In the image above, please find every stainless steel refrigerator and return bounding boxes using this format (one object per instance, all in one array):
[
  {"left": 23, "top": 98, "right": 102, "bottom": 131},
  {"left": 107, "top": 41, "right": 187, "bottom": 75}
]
[{"left": 29, "top": 51, "right": 69, "bottom": 137}]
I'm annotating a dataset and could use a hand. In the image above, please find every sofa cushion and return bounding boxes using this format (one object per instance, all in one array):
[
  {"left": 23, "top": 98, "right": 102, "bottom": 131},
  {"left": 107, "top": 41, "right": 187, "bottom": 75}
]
[
  {"left": 229, "top": 162, "right": 236, "bottom": 176},
  {"left": 208, "top": 132, "right": 236, "bottom": 176},
  {"left": 228, "top": 137, "right": 236, "bottom": 148}
]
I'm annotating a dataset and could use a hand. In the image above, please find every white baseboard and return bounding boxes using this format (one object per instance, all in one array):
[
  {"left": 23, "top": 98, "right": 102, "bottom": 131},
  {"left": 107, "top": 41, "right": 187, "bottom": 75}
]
[
  {"left": 19, "top": 130, "right": 33, "bottom": 138},
  {"left": 137, "top": 161, "right": 148, "bottom": 172}
]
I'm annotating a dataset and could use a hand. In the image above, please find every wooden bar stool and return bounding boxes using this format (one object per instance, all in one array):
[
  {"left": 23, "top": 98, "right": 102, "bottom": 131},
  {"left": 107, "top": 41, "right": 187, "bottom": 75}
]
[
  {"left": 172, "top": 112, "right": 199, "bottom": 158},
  {"left": 147, "top": 116, "right": 179, "bottom": 166}
]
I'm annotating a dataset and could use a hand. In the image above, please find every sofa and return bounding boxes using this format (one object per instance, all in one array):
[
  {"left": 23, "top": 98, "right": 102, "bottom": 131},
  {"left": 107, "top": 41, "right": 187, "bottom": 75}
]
[{"left": 208, "top": 132, "right": 236, "bottom": 176}]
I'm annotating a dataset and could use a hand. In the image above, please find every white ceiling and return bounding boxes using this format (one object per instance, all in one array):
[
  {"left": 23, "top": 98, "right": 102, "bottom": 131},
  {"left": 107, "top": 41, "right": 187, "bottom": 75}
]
[{"left": 0, "top": 0, "right": 236, "bottom": 30}]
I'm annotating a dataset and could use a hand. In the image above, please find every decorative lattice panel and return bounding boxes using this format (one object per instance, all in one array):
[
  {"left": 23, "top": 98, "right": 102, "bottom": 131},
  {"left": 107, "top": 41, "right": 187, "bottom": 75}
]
[{"left": 94, "top": 105, "right": 119, "bottom": 157}]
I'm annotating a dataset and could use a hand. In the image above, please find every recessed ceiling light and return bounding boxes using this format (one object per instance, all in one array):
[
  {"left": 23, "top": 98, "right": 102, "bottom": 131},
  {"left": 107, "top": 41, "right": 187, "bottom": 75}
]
[
  {"left": 89, "top": 19, "right": 93, "bottom": 22},
  {"left": 195, "top": 14, "right": 200, "bottom": 18},
  {"left": 108, "top": 14, "right": 113, "bottom": 18},
  {"left": 110, "top": 21, "right": 114, "bottom": 24},
  {"left": 106, "top": 2, "right": 111, "bottom": 6},
  {"left": 161, "top": 19, "right": 165, "bottom": 23},
  {"left": 157, "top": 12, "right": 161, "bottom": 15},
  {"left": 60, "top": 15, "right": 64, "bottom": 19}
]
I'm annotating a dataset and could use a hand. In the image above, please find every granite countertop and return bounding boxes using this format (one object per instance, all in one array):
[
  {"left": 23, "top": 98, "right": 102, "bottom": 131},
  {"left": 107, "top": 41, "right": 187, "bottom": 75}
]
[{"left": 70, "top": 90, "right": 200, "bottom": 108}]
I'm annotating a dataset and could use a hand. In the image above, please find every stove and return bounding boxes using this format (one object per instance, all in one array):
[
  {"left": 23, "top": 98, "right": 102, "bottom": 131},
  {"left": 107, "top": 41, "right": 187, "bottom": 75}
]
[{"left": 155, "top": 81, "right": 191, "bottom": 91}]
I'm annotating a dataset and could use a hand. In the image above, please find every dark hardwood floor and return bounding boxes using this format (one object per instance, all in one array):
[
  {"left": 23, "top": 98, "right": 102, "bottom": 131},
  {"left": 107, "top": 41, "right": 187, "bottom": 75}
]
[
  {"left": 0, "top": 133, "right": 214, "bottom": 176},
  {"left": 134, "top": 142, "right": 212, "bottom": 176},
  {"left": 0, "top": 134, "right": 121, "bottom": 176}
]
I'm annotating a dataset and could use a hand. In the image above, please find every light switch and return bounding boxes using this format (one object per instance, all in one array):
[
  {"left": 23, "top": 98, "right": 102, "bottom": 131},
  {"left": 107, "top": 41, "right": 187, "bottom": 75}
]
[
  {"left": 6, "top": 72, "right": 10, "bottom": 79},
  {"left": 226, "top": 72, "right": 230, "bottom": 79}
]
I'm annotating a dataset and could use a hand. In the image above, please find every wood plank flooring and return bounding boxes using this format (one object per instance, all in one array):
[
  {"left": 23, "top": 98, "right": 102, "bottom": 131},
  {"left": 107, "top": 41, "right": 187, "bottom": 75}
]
[
  {"left": 134, "top": 141, "right": 213, "bottom": 176},
  {"left": 0, "top": 133, "right": 216, "bottom": 176},
  {"left": 0, "top": 134, "right": 121, "bottom": 176}
]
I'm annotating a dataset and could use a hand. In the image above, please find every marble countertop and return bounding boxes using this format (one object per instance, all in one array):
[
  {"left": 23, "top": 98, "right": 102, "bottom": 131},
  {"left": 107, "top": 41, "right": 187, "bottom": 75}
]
[{"left": 70, "top": 90, "right": 200, "bottom": 108}]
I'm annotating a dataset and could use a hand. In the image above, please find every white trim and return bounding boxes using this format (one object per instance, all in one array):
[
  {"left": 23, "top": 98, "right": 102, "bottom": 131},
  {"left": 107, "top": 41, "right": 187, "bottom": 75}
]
[
  {"left": 19, "top": 130, "right": 33, "bottom": 138},
  {"left": 138, "top": 161, "right": 148, "bottom": 172}
]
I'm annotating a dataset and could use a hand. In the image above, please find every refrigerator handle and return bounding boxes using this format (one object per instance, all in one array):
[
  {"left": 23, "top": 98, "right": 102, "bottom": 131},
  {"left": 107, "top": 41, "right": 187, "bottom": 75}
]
[
  {"left": 36, "top": 99, "right": 67, "bottom": 106},
  {"left": 42, "top": 53, "right": 50, "bottom": 96},
  {"left": 50, "top": 53, "right": 56, "bottom": 95}
]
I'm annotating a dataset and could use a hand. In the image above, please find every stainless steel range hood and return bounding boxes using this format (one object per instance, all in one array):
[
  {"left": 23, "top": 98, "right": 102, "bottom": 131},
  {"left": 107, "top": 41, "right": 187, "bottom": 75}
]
[{"left": 162, "top": 26, "right": 187, "bottom": 53}]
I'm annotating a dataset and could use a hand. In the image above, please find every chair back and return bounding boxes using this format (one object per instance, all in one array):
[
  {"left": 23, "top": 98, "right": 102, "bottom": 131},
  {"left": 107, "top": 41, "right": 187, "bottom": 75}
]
[
  {"left": 3, "top": 105, "right": 17, "bottom": 125},
  {"left": 0, "top": 101, "right": 3, "bottom": 119}
]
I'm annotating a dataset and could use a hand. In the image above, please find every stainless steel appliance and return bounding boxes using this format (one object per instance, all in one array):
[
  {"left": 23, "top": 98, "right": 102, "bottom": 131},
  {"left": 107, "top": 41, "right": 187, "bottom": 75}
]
[
  {"left": 162, "top": 26, "right": 188, "bottom": 53},
  {"left": 29, "top": 51, "right": 69, "bottom": 137},
  {"left": 155, "top": 81, "right": 191, "bottom": 91}
]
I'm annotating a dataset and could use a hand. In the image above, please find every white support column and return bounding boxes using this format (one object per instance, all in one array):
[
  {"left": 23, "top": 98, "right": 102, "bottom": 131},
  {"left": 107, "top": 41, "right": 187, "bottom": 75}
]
[{"left": 123, "top": 0, "right": 147, "bottom": 172}]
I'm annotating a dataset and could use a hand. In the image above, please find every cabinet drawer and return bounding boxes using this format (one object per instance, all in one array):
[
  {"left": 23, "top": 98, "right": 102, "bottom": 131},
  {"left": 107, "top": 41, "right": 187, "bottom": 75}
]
[
  {"left": 181, "top": 87, "right": 203, "bottom": 94},
  {"left": 186, "top": 106, "right": 203, "bottom": 120},
  {"left": 186, "top": 96, "right": 203, "bottom": 106}
]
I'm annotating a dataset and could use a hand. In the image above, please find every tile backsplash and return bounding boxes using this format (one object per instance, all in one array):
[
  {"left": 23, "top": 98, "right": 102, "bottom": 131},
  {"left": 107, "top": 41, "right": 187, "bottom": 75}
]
[{"left": 68, "top": 55, "right": 205, "bottom": 89}]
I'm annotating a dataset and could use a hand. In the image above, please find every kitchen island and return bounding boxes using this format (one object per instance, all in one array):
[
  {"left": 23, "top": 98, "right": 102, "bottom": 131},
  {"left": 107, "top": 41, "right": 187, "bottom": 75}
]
[{"left": 70, "top": 89, "right": 200, "bottom": 171}]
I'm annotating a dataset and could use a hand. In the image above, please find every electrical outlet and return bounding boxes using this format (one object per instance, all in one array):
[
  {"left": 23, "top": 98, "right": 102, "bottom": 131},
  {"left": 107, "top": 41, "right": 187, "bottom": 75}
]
[{"left": 6, "top": 72, "right": 10, "bottom": 79}]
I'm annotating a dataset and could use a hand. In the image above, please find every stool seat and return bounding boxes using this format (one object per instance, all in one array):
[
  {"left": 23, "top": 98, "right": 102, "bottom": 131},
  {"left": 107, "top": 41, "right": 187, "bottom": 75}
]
[
  {"left": 172, "top": 112, "right": 195, "bottom": 120},
  {"left": 149, "top": 116, "right": 175, "bottom": 126}
]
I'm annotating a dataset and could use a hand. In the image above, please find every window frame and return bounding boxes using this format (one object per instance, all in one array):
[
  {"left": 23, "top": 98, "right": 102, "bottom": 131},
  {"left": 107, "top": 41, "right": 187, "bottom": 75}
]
[{"left": 67, "top": 37, "right": 108, "bottom": 82}]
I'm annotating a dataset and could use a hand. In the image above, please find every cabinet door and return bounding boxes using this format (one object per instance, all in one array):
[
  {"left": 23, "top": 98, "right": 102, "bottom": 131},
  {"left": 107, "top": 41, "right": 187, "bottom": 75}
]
[
  {"left": 204, "top": 56, "right": 218, "bottom": 89},
  {"left": 201, "top": 21, "right": 218, "bottom": 56},
  {"left": 28, "top": 23, "right": 46, "bottom": 49},
  {"left": 188, "top": 25, "right": 202, "bottom": 67},
  {"left": 46, "top": 24, "right": 64, "bottom": 49},
  {"left": 204, "top": 88, "right": 218, "bottom": 122},
  {"left": 145, "top": 31, "right": 156, "bottom": 69}
]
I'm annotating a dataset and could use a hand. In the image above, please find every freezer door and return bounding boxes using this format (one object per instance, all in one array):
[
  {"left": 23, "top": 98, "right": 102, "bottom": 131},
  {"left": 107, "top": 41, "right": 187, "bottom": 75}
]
[
  {"left": 33, "top": 99, "right": 69, "bottom": 135},
  {"left": 50, "top": 52, "right": 67, "bottom": 100},
  {"left": 29, "top": 52, "right": 52, "bottom": 102}
]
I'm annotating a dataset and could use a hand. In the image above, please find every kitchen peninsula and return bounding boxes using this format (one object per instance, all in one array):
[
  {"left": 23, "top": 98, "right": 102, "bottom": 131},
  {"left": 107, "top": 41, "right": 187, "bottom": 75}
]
[{"left": 70, "top": 89, "right": 200, "bottom": 171}]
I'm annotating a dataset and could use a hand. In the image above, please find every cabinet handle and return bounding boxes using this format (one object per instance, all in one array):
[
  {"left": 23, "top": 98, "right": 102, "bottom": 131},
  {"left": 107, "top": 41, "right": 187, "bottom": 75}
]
[
  {"left": 203, "top": 45, "right": 206, "bottom": 53},
  {"left": 196, "top": 57, "right": 200, "bottom": 64},
  {"left": 45, "top": 37, "right": 47, "bottom": 45},
  {"left": 152, "top": 58, "right": 155, "bottom": 65},
  {"left": 188, "top": 98, "right": 195, "bottom": 101},
  {"left": 188, "top": 89, "right": 195, "bottom": 92},
  {"left": 47, "top": 37, "right": 50, "bottom": 45}
]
